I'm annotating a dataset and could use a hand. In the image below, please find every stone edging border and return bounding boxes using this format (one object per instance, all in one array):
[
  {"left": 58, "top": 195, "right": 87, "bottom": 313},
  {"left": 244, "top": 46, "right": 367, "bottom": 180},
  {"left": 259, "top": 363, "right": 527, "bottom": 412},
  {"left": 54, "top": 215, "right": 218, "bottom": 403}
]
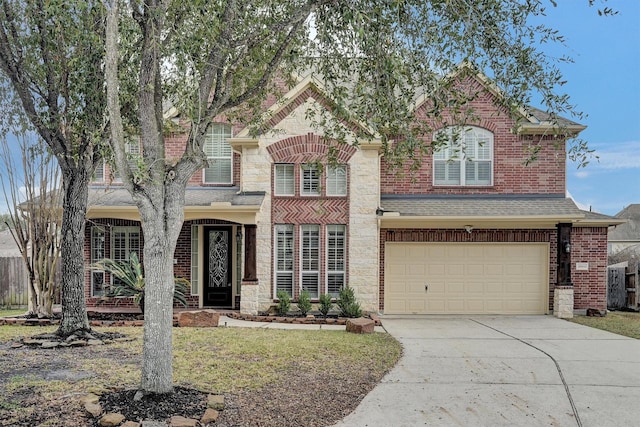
[{"left": 0, "top": 312, "right": 382, "bottom": 327}]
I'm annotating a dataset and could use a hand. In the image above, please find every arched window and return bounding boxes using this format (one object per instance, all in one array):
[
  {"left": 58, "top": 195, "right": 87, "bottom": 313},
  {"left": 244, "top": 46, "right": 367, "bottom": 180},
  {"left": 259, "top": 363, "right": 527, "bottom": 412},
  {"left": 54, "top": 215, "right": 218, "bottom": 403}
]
[{"left": 433, "top": 126, "right": 493, "bottom": 186}]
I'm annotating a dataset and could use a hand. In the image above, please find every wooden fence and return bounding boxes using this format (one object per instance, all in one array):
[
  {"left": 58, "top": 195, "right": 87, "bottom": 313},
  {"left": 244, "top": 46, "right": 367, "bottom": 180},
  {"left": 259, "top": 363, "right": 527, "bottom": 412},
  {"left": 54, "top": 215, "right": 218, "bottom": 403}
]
[
  {"left": 0, "top": 257, "right": 28, "bottom": 307},
  {"left": 607, "top": 264, "right": 640, "bottom": 310}
]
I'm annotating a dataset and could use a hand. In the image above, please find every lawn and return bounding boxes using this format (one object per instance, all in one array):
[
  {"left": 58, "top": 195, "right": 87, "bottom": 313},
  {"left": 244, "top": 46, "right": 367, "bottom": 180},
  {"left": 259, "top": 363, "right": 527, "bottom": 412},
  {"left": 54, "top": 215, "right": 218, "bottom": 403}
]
[
  {"left": 568, "top": 311, "right": 640, "bottom": 339},
  {"left": 0, "top": 321, "right": 402, "bottom": 426}
]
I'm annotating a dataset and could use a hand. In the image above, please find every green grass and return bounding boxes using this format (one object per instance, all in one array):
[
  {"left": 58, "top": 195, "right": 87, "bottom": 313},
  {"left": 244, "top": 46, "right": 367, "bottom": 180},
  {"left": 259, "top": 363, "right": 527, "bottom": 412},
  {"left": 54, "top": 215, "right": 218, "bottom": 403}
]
[
  {"left": 568, "top": 311, "right": 640, "bottom": 339},
  {"left": 0, "top": 308, "right": 27, "bottom": 318}
]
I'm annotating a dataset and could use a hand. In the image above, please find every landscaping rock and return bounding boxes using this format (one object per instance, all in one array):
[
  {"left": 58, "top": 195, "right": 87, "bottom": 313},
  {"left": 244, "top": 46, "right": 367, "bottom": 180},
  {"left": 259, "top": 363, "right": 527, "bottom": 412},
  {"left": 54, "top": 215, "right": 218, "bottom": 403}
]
[
  {"left": 201, "top": 408, "right": 219, "bottom": 424},
  {"left": 169, "top": 415, "right": 198, "bottom": 426},
  {"left": 85, "top": 402, "right": 102, "bottom": 417},
  {"left": 207, "top": 394, "right": 225, "bottom": 410},
  {"left": 98, "top": 412, "right": 125, "bottom": 427},
  {"left": 81, "top": 393, "right": 100, "bottom": 405},
  {"left": 346, "top": 317, "right": 375, "bottom": 334},
  {"left": 121, "top": 421, "right": 141, "bottom": 427},
  {"left": 177, "top": 310, "right": 220, "bottom": 327}
]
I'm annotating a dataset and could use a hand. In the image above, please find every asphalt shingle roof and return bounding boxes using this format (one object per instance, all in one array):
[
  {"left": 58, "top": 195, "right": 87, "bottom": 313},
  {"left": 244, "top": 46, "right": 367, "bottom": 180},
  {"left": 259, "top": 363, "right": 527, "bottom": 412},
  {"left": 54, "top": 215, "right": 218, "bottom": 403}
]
[
  {"left": 88, "top": 187, "right": 265, "bottom": 208},
  {"left": 380, "top": 194, "right": 583, "bottom": 218}
]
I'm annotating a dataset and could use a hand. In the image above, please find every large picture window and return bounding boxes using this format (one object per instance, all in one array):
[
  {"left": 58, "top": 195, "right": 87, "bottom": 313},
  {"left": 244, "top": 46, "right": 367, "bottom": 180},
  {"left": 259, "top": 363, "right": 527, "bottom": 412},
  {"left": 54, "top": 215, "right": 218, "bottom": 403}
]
[
  {"left": 204, "top": 124, "right": 233, "bottom": 184},
  {"left": 433, "top": 126, "right": 493, "bottom": 186},
  {"left": 274, "top": 224, "right": 347, "bottom": 299}
]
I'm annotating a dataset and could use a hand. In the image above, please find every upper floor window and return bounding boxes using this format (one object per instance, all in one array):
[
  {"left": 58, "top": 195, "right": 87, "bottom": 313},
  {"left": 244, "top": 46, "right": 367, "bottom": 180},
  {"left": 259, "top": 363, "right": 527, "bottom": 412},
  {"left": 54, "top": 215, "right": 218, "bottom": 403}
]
[
  {"left": 204, "top": 124, "right": 233, "bottom": 184},
  {"left": 274, "top": 164, "right": 295, "bottom": 196},
  {"left": 273, "top": 162, "right": 348, "bottom": 197},
  {"left": 433, "top": 126, "right": 493, "bottom": 186},
  {"left": 326, "top": 165, "right": 347, "bottom": 196},
  {"left": 301, "top": 164, "right": 320, "bottom": 196},
  {"left": 113, "top": 137, "right": 141, "bottom": 182}
]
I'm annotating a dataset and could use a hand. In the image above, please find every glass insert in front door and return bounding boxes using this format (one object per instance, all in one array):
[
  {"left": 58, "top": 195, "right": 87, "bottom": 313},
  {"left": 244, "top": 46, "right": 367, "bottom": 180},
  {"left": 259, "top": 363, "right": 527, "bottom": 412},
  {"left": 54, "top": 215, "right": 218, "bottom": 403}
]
[{"left": 204, "top": 228, "right": 232, "bottom": 306}]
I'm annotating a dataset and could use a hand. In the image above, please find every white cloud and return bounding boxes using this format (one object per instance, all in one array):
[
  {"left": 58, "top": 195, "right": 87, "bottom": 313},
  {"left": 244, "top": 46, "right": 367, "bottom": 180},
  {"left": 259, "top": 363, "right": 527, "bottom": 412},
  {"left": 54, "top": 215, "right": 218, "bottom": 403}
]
[
  {"left": 589, "top": 140, "right": 640, "bottom": 170},
  {"left": 574, "top": 170, "right": 589, "bottom": 178}
]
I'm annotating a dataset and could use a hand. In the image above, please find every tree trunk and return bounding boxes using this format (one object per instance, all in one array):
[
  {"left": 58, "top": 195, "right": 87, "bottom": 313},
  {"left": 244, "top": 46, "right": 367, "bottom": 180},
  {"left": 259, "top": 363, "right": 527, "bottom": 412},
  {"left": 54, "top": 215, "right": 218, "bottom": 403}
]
[
  {"left": 56, "top": 168, "right": 91, "bottom": 336},
  {"left": 138, "top": 195, "right": 184, "bottom": 394}
]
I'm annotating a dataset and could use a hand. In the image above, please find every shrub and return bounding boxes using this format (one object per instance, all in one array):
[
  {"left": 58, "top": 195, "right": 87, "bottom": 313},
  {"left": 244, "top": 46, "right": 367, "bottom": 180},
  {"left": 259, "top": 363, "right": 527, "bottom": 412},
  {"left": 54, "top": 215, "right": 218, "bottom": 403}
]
[
  {"left": 91, "top": 252, "right": 188, "bottom": 314},
  {"left": 318, "top": 293, "right": 333, "bottom": 317},
  {"left": 297, "top": 290, "right": 312, "bottom": 316},
  {"left": 337, "top": 287, "right": 362, "bottom": 318},
  {"left": 276, "top": 290, "right": 291, "bottom": 315}
]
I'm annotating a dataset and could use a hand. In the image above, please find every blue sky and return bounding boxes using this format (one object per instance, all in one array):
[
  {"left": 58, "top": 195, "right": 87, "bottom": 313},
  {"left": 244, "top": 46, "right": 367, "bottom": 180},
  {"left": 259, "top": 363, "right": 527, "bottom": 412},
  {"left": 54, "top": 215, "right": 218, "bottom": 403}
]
[
  {"left": 538, "top": 1, "right": 640, "bottom": 215},
  {"left": 1, "top": 2, "right": 638, "bottom": 216}
]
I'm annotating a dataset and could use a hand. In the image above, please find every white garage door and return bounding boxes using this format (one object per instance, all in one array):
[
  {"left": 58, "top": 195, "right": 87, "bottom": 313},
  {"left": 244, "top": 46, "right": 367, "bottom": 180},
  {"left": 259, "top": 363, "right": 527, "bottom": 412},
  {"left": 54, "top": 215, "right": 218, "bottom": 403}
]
[{"left": 384, "top": 243, "right": 549, "bottom": 315}]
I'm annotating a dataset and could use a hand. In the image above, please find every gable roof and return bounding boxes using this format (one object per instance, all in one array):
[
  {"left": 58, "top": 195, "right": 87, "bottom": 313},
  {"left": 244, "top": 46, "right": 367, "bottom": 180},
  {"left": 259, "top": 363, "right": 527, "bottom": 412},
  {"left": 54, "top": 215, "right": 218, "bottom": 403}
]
[
  {"left": 412, "top": 63, "right": 586, "bottom": 137},
  {"left": 609, "top": 204, "right": 640, "bottom": 241}
]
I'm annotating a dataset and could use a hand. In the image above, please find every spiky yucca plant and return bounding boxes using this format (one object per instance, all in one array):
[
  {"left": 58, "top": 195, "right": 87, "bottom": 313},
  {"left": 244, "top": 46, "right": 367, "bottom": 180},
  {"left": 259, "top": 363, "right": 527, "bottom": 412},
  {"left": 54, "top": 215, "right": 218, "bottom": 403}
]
[{"left": 92, "top": 252, "right": 188, "bottom": 313}]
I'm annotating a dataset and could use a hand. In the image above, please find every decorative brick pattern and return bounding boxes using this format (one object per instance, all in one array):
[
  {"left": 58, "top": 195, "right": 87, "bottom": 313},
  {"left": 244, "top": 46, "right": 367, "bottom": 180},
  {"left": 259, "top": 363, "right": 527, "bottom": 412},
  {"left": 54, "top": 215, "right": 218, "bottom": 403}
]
[{"left": 267, "top": 133, "right": 357, "bottom": 163}]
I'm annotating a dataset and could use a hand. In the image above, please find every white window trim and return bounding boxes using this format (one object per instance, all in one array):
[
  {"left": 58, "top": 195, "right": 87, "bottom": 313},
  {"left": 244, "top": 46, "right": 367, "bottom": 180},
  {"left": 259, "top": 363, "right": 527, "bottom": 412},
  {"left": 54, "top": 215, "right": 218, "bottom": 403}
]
[
  {"left": 274, "top": 224, "right": 294, "bottom": 297},
  {"left": 274, "top": 163, "right": 295, "bottom": 196},
  {"left": 90, "top": 227, "right": 106, "bottom": 297},
  {"left": 190, "top": 225, "right": 199, "bottom": 296},
  {"left": 301, "top": 164, "right": 320, "bottom": 196},
  {"left": 433, "top": 126, "right": 494, "bottom": 186},
  {"left": 203, "top": 124, "right": 233, "bottom": 184},
  {"left": 326, "top": 224, "right": 346, "bottom": 297},
  {"left": 326, "top": 165, "right": 347, "bottom": 196},
  {"left": 300, "top": 224, "right": 320, "bottom": 298}
]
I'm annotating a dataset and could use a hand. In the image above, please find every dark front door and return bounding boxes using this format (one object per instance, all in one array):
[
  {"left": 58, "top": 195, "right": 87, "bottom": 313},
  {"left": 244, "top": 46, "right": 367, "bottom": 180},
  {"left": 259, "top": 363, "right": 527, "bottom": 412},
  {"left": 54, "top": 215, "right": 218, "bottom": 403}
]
[{"left": 204, "top": 227, "right": 232, "bottom": 307}]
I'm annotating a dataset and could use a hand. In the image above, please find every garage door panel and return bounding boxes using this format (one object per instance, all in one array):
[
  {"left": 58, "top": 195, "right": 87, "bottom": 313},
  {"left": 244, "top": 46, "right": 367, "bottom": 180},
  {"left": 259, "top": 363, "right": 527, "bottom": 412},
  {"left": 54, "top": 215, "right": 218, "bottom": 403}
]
[{"left": 385, "top": 242, "right": 549, "bottom": 315}]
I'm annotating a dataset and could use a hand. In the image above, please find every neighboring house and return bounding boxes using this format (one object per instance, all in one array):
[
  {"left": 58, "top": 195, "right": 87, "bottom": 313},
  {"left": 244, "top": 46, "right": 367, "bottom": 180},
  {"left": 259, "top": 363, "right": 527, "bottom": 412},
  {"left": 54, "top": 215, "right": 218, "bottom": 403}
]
[
  {"left": 608, "top": 204, "right": 640, "bottom": 255},
  {"left": 83, "top": 67, "right": 622, "bottom": 317}
]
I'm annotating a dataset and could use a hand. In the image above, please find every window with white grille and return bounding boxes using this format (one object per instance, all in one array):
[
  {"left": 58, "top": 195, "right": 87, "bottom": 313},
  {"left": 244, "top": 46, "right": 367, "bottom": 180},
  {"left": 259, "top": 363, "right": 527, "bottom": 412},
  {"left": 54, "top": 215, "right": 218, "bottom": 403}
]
[
  {"left": 301, "top": 225, "right": 320, "bottom": 298},
  {"left": 204, "top": 124, "right": 233, "bottom": 184},
  {"left": 274, "top": 224, "right": 294, "bottom": 297},
  {"left": 433, "top": 126, "right": 493, "bottom": 186},
  {"left": 91, "top": 227, "right": 106, "bottom": 297},
  {"left": 326, "top": 165, "right": 347, "bottom": 196},
  {"left": 274, "top": 164, "right": 295, "bottom": 196},
  {"left": 301, "top": 164, "right": 320, "bottom": 196},
  {"left": 111, "top": 226, "right": 141, "bottom": 286},
  {"left": 326, "top": 225, "right": 346, "bottom": 297}
]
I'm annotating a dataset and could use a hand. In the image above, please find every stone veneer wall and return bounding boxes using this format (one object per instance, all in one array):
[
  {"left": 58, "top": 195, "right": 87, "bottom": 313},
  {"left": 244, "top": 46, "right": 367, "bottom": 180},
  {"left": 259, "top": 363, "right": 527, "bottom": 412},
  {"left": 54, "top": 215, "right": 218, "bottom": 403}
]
[{"left": 238, "top": 100, "right": 380, "bottom": 314}]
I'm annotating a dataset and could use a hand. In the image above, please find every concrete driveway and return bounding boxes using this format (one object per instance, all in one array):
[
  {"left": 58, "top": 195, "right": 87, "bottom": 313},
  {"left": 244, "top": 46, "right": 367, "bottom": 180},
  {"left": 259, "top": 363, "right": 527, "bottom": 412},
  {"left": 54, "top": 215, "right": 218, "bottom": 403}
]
[{"left": 333, "top": 315, "right": 640, "bottom": 427}]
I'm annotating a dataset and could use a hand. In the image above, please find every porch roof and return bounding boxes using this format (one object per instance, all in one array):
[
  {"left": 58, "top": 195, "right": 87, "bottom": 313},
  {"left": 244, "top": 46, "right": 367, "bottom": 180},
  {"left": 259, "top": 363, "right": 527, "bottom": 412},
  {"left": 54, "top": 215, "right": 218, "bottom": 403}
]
[
  {"left": 87, "top": 186, "right": 265, "bottom": 224},
  {"left": 378, "top": 194, "right": 623, "bottom": 229}
]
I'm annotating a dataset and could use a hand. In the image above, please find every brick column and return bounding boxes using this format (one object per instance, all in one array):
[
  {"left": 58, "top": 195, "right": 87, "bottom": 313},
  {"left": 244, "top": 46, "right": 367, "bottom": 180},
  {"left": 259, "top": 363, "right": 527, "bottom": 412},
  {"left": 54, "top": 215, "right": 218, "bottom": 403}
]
[
  {"left": 243, "top": 224, "right": 257, "bottom": 282},
  {"left": 555, "top": 223, "right": 574, "bottom": 318}
]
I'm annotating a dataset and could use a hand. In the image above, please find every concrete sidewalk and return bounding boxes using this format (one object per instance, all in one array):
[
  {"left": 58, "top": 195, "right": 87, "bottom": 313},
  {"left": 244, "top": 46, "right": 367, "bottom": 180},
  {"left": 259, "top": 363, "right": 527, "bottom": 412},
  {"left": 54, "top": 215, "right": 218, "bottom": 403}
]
[{"left": 332, "top": 315, "right": 640, "bottom": 427}]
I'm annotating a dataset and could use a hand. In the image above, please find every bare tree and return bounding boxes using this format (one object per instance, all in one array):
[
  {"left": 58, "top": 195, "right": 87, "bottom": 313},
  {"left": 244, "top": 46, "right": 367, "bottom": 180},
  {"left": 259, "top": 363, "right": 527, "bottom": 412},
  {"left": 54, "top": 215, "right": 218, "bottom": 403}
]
[{"left": 0, "top": 133, "right": 62, "bottom": 318}]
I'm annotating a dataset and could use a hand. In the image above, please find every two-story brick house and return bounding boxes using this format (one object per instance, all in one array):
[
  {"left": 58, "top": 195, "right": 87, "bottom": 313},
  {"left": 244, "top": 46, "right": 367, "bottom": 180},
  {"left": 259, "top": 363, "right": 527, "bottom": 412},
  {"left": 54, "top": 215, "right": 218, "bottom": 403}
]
[{"left": 83, "top": 68, "right": 618, "bottom": 317}]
